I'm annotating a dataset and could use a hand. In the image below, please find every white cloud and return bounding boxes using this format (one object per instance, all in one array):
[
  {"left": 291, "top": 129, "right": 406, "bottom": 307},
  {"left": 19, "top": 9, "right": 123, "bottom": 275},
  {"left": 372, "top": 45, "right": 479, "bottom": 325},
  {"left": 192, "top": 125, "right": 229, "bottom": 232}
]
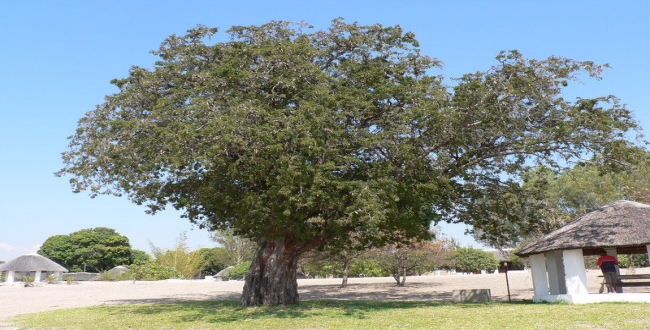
[
  {"left": 0, "top": 243, "right": 39, "bottom": 261},
  {"left": 0, "top": 242, "right": 18, "bottom": 252}
]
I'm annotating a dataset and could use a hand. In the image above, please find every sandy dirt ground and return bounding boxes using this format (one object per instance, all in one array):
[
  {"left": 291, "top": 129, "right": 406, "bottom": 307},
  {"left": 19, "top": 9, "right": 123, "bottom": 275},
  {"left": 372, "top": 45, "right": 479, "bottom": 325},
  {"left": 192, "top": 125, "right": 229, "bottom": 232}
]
[{"left": 1, "top": 268, "right": 649, "bottom": 325}]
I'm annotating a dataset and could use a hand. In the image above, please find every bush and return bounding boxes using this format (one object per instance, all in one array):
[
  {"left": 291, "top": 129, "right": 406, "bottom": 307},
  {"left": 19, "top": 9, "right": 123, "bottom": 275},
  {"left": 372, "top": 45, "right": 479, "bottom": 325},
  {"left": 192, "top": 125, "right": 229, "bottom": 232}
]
[
  {"left": 447, "top": 248, "right": 499, "bottom": 273},
  {"left": 618, "top": 254, "right": 649, "bottom": 268},
  {"left": 348, "top": 258, "right": 388, "bottom": 277},
  {"left": 95, "top": 271, "right": 120, "bottom": 281},
  {"left": 46, "top": 274, "right": 59, "bottom": 284},
  {"left": 149, "top": 232, "right": 202, "bottom": 278},
  {"left": 23, "top": 276, "right": 35, "bottom": 287},
  {"left": 224, "top": 262, "right": 251, "bottom": 280},
  {"left": 124, "top": 261, "right": 182, "bottom": 281}
]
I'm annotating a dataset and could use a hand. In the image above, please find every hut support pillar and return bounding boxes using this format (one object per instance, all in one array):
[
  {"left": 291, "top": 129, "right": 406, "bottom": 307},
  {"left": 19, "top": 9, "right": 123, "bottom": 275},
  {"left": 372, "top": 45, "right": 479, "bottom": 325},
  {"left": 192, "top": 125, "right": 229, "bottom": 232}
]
[
  {"left": 545, "top": 251, "right": 566, "bottom": 294},
  {"left": 530, "top": 254, "right": 549, "bottom": 300},
  {"left": 562, "top": 249, "right": 588, "bottom": 295},
  {"left": 647, "top": 245, "right": 650, "bottom": 266},
  {"left": 34, "top": 270, "right": 42, "bottom": 282},
  {"left": 6, "top": 270, "right": 15, "bottom": 283}
]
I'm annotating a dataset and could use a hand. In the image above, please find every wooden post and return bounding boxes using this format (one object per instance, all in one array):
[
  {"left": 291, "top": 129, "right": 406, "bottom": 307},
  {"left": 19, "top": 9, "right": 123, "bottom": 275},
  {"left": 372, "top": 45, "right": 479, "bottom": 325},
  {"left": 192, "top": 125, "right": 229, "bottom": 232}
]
[{"left": 504, "top": 262, "right": 511, "bottom": 302}]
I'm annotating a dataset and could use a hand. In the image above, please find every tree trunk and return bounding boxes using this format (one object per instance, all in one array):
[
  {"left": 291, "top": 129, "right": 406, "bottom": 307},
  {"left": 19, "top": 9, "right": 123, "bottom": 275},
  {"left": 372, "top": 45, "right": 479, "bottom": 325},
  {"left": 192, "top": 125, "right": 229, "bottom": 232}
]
[
  {"left": 392, "top": 273, "right": 401, "bottom": 285},
  {"left": 240, "top": 235, "right": 308, "bottom": 306},
  {"left": 340, "top": 259, "right": 350, "bottom": 288}
]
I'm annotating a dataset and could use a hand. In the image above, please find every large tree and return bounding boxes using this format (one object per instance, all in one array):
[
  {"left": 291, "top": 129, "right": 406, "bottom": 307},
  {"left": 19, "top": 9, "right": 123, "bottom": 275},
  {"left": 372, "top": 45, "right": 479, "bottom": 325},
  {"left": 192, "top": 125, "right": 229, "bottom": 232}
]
[
  {"left": 58, "top": 19, "right": 642, "bottom": 305},
  {"left": 38, "top": 227, "right": 133, "bottom": 272}
]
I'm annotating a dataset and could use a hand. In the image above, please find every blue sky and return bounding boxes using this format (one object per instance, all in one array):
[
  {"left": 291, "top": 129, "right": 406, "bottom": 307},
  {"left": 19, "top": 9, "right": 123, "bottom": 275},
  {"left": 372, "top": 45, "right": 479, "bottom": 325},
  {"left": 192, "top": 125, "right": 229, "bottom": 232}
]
[{"left": 1, "top": 1, "right": 649, "bottom": 261}]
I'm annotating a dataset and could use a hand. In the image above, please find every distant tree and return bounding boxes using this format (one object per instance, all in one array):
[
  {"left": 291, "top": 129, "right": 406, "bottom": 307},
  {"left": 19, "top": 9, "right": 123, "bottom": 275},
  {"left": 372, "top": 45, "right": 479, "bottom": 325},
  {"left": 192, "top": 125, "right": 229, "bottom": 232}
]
[
  {"left": 210, "top": 229, "right": 256, "bottom": 265},
  {"left": 300, "top": 248, "right": 365, "bottom": 288},
  {"left": 447, "top": 247, "right": 499, "bottom": 274},
  {"left": 224, "top": 261, "right": 252, "bottom": 281},
  {"left": 57, "top": 19, "right": 643, "bottom": 305},
  {"left": 375, "top": 240, "right": 448, "bottom": 286},
  {"left": 618, "top": 254, "right": 650, "bottom": 268},
  {"left": 130, "top": 249, "right": 151, "bottom": 265},
  {"left": 299, "top": 250, "right": 387, "bottom": 279},
  {"left": 38, "top": 235, "right": 73, "bottom": 269},
  {"left": 195, "top": 247, "right": 230, "bottom": 275},
  {"left": 474, "top": 157, "right": 650, "bottom": 247},
  {"left": 149, "top": 232, "right": 202, "bottom": 279},
  {"left": 39, "top": 227, "right": 133, "bottom": 272}
]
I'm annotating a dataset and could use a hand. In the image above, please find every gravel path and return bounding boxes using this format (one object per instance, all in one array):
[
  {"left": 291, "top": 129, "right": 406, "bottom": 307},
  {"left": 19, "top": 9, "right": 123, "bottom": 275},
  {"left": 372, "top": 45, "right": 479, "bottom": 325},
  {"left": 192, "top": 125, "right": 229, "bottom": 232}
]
[{"left": 0, "top": 268, "right": 647, "bottom": 324}]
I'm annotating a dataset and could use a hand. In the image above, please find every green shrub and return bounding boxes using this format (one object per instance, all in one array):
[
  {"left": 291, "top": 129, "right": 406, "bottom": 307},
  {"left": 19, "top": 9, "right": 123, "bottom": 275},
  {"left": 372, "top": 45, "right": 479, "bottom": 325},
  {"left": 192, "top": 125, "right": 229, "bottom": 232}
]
[
  {"left": 224, "top": 262, "right": 251, "bottom": 280},
  {"left": 46, "top": 274, "right": 59, "bottom": 284},
  {"left": 23, "top": 276, "right": 35, "bottom": 287},
  {"left": 618, "top": 254, "right": 649, "bottom": 268},
  {"left": 349, "top": 258, "right": 389, "bottom": 277},
  {"left": 124, "top": 261, "right": 182, "bottom": 281},
  {"left": 95, "top": 271, "right": 119, "bottom": 281},
  {"left": 447, "top": 247, "right": 499, "bottom": 273},
  {"left": 584, "top": 255, "right": 600, "bottom": 269},
  {"left": 149, "top": 232, "right": 202, "bottom": 279}
]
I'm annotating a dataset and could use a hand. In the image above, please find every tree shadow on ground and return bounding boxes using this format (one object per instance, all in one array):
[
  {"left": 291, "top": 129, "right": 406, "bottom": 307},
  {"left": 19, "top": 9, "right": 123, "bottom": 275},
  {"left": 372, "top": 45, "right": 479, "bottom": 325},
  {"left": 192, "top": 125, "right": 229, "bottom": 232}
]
[
  {"left": 103, "top": 295, "right": 536, "bottom": 325},
  {"left": 104, "top": 291, "right": 241, "bottom": 306},
  {"left": 298, "top": 282, "right": 531, "bottom": 302},
  {"left": 299, "top": 282, "right": 453, "bottom": 302}
]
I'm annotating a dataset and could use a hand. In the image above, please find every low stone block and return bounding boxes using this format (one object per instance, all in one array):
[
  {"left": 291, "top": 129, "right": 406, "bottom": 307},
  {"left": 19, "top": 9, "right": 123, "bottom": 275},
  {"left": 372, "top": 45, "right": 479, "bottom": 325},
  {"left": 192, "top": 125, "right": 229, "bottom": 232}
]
[{"left": 452, "top": 289, "right": 491, "bottom": 302}]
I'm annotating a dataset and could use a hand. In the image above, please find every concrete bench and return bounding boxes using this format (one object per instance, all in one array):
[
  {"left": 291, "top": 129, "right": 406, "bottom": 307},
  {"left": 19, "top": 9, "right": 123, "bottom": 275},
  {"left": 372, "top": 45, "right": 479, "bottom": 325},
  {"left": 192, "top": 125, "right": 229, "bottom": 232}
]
[
  {"left": 618, "top": 274, "right": 650, "bottom": 288},
  {"left": 452, "top": 289, "right": 491, "bottom": 302}
]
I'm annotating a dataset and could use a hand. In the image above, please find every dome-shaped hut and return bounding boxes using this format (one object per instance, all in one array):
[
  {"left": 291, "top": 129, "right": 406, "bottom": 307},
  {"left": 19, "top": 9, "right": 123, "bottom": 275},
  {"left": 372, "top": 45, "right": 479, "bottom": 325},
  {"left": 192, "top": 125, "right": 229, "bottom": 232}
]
[
  {"left": 0, "top": 253, "right": 68, "bottom": 283},
  {"left": 516, "top": 200, "right": 650, "bottom": 303}
]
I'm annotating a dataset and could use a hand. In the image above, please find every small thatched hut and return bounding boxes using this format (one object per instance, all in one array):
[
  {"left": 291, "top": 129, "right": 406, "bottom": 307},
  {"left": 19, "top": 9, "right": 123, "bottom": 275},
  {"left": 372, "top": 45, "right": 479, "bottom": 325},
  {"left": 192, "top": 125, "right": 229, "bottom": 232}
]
[
  {"left": 516, "top": 200, "right": 650, "bottom": 303},
  {"left": 0, "top": 253, "right": 68, "bottom": 283}
]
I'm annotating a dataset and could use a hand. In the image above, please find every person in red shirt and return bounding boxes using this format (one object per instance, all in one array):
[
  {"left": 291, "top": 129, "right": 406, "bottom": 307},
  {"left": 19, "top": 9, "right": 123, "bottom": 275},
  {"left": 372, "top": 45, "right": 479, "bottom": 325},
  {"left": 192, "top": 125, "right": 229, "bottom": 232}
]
[{"left": 596, "top": 250, "right": 619, "bottom": 293}]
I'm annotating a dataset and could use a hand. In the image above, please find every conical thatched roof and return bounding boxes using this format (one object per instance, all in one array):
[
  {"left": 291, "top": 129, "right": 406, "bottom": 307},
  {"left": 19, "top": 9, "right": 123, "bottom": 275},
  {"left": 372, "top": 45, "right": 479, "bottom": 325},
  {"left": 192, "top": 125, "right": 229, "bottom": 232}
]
[
  {"left": 517, "top": 200, "right": 650, "bottom": 257},
  {"left": 0, "top": 253, "right": 68, "bottom": 272}
]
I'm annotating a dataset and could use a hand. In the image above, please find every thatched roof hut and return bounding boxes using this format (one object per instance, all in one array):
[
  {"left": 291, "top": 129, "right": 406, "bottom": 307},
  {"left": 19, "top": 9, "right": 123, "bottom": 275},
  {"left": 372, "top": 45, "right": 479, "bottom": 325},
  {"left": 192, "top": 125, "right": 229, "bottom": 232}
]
[
  {"left": 0, "top": 253, "right": 68, "bottom": 273},
  {"left": 517, "top": 200, "right": 650, "bottom": 257},
  {"left": 106, "top": 265, "right": 129, "bottom": 276},
  {"left": 516, "top": 200, "right": 650, "bottom": 304}
]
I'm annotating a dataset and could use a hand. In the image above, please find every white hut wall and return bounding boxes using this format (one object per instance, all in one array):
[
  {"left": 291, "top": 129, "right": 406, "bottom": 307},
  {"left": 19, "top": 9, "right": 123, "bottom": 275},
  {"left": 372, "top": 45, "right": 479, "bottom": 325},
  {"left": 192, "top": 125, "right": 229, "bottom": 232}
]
[
  {"left": 5, "top": 270, "right": 15, "bottom": 283},
  {"left": 545, "top": 251, "right": 567, "bottom": 294},
  {"left": 562, "top": 249, "right": 588, "bottom": 295},
  {"left": 529, "top": 253, "right": 550, "bottom": 299}
]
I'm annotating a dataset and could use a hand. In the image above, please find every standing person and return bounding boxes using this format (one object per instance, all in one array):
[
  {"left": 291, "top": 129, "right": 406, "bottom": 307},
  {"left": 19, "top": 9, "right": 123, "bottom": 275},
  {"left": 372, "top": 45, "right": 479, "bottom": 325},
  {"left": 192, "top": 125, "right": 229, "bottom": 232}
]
[{"left": 596, "top": 250, "right": 619, "bottom": 293}]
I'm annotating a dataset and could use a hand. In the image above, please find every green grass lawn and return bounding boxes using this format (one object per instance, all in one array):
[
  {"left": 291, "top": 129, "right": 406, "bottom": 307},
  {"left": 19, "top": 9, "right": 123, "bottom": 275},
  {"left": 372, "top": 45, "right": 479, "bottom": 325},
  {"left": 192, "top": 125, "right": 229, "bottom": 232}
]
[{"left": 8, "top": 300, "right": 650, "bottom": 329}]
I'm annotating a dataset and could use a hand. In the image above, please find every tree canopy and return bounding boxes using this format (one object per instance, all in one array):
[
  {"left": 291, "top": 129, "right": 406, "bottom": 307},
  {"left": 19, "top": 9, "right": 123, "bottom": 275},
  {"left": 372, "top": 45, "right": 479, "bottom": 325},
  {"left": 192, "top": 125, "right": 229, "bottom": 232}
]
[
  {"left": 38, "top": 227, "right": 133, "bottom": 272},
  {"left": 58, "top": 19, "right": 643, "bottom": 305}
]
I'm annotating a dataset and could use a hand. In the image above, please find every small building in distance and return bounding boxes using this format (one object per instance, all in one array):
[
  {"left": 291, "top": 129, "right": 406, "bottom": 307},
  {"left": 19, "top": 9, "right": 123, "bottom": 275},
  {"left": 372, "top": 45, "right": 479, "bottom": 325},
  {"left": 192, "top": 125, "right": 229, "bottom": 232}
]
[{"left": 0, "top": 253, "right": 68, "bottom": 283}]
